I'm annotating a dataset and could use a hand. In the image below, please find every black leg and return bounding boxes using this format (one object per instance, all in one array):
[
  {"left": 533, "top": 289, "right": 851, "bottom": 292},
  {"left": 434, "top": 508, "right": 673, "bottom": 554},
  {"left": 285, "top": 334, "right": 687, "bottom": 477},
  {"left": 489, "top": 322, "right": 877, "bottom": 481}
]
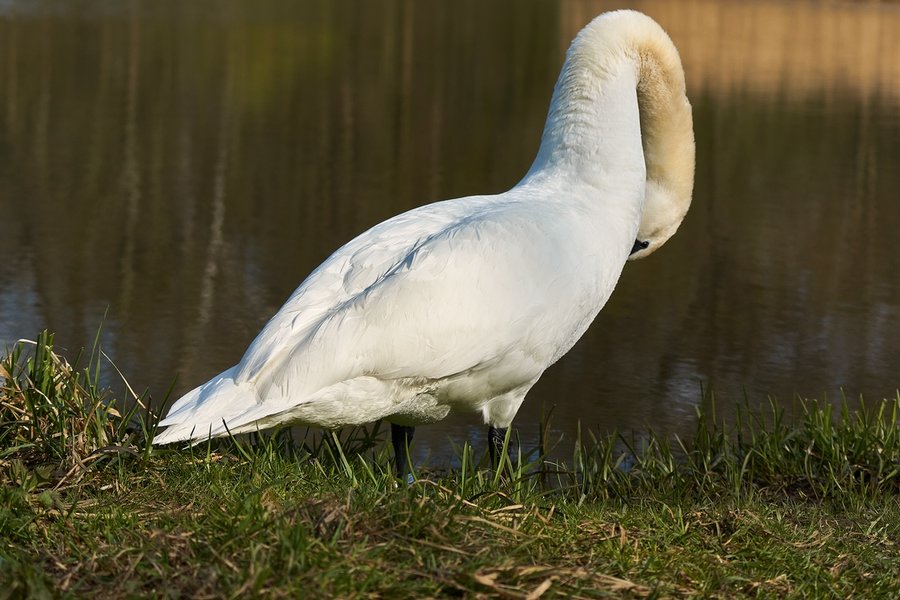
[
  {"left": 391, "top": 423, "right": 415, "bottom": 481},
  {"left": 488, "top": 425, "right": 508, "bottom": 468}
]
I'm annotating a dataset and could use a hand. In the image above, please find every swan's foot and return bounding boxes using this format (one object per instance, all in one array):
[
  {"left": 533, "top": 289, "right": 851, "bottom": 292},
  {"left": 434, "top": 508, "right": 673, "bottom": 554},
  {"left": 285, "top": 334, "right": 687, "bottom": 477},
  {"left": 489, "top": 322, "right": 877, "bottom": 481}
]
[
  {"left": 488, "top": 425, "right": 508, "bottom": 469},
  {"left": 391, "top": 423, "right": 415, "bottom": 483}
]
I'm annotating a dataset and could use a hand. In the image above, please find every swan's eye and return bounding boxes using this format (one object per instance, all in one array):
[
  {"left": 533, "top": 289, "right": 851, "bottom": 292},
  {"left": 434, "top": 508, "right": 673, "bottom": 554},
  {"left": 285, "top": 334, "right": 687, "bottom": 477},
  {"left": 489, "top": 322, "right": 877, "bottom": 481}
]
[{"left": 630, "top": 239, "right": 650, "bottom": 255}]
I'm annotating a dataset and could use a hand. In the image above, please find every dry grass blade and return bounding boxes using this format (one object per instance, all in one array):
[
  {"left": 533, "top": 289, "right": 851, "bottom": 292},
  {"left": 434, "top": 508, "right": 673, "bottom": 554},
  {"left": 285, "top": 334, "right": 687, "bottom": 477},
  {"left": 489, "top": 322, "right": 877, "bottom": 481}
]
[
  {"left": 524, "top": 576, "right": 555, "bottom": 599},
  {"left": 455, "top": 515, "right": 530, "bottom": 538}
]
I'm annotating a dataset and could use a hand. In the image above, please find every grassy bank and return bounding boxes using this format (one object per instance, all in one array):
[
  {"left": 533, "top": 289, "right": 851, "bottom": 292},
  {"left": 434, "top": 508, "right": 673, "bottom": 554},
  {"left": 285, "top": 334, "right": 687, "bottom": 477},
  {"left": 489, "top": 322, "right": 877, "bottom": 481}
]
[{"left": 2, "top": 332, "right": 900, "bottom": 598}]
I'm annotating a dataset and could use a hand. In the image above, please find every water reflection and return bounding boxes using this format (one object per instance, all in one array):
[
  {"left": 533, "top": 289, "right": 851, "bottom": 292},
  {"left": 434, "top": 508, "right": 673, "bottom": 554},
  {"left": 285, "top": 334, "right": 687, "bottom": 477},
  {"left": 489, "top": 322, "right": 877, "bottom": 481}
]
[{"left": 1, "top": 0, "right": 898, "bottom": 463}]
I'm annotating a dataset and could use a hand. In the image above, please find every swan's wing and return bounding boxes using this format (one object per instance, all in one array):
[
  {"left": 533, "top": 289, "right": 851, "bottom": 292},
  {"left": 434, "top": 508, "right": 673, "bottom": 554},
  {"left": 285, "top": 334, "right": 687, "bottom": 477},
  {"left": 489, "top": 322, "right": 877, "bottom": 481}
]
[
  {"left": 233, "top": 195, "right": 502, "bottom": 386},
  {"left": 159, "top": 198, "right": 479, "bottom": 427},
  {"left": 241, "top": 193, "right": 599, "bottom": 407}
]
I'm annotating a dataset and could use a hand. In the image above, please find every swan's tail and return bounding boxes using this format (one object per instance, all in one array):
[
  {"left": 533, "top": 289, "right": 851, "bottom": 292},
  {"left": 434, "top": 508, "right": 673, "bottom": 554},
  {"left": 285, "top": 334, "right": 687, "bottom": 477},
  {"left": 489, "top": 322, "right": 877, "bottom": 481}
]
[{"left": 153, "top": 366, "right": 261, "bottom": 445}]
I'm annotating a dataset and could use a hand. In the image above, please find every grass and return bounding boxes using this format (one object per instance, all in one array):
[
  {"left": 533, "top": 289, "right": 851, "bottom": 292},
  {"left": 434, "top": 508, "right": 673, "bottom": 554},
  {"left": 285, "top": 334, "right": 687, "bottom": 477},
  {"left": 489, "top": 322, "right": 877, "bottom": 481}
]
[{"left": 2, "top": 332, "right": 900, "bottom": 598}]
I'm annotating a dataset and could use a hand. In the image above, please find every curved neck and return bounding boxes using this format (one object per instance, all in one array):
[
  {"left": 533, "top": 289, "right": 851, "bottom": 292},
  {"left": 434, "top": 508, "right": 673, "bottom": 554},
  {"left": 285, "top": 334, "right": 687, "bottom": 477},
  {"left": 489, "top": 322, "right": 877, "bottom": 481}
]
[{"left": 520, "top": 11, "right": 695, "bottom": 253}]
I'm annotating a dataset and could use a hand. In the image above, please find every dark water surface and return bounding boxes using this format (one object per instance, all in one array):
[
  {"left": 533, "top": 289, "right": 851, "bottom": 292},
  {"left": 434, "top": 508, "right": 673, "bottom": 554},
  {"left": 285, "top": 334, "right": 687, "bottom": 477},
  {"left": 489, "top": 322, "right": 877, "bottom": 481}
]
[{"left": 2, "top": 0, "right": 899, "bottom": 463}]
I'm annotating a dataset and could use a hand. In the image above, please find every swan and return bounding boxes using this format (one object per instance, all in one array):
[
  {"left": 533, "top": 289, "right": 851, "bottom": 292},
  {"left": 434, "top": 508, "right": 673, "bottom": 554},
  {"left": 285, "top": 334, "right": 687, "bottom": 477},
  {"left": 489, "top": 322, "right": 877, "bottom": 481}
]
[{"left": 153, "top": 10, "right": 695, "bottom": 479}]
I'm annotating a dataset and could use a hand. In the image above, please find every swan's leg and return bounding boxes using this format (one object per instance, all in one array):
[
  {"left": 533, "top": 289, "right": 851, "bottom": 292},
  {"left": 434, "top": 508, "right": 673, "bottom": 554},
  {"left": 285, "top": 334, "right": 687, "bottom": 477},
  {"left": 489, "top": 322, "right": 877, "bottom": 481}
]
[
  {"left": 391, "top": 423, "right": 415, "bottom": 481},
  {"left": 488, "top": 425, "right": 508, "bottom": 468}
]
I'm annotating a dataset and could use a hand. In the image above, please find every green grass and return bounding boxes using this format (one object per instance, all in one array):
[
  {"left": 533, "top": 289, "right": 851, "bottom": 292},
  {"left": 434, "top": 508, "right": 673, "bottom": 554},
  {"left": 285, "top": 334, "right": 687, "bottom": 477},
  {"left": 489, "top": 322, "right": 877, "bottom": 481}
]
[{"left": 2, "top": 332, "right": 900, "bottom": 598}]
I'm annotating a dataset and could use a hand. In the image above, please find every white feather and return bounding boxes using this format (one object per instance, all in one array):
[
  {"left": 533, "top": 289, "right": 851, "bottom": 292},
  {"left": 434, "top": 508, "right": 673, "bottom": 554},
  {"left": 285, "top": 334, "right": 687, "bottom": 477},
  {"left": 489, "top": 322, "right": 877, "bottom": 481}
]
[{"left": 153, "top": 10, "right": 694, "bottom": 446}]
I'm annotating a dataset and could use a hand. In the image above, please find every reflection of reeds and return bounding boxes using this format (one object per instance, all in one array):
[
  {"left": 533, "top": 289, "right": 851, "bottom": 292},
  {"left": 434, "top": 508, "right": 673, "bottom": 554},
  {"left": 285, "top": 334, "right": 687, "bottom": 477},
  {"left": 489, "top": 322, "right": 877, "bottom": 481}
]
[
  {"left": 181, "top": 60, "right": 235, "bottom": 374},
  {"left": 562, "top": 0, "right": 900, "bottom": 102},
  {"left": 119, "top": 13, "right": 142, "bottom": 319},
  {"left": 4, "top": 24, "right": 16, "bottom": 132}
]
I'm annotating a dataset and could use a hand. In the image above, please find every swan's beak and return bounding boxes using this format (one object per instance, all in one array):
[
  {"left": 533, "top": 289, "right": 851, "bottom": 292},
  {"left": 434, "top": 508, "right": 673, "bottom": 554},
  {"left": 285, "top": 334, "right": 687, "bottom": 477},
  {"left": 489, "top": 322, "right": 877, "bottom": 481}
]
[{"left": 630, "top": 239, "right": 649, "bottom": 256}]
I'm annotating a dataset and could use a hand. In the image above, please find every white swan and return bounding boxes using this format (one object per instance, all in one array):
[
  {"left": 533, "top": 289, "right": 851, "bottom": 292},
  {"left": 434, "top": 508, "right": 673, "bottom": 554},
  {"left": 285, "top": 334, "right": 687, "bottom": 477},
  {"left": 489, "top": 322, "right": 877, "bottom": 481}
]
[{"left": 154, "top": 10, "right": 695, "bottom": 477}]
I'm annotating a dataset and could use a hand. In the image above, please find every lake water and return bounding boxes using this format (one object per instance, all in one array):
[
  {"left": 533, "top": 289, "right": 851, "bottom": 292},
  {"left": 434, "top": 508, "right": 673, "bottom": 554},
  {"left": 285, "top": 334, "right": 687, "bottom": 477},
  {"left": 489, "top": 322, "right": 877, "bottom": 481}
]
[{"left": 2, "top": 0, "right": 899, "bottom": 464}]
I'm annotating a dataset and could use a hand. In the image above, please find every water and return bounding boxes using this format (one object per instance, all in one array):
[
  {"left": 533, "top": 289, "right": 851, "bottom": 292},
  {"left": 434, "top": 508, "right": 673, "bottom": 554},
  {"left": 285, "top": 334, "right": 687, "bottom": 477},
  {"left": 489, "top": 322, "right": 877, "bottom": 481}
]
[{"left": 2, "top": 0, "right": 899, "bottom": 464}]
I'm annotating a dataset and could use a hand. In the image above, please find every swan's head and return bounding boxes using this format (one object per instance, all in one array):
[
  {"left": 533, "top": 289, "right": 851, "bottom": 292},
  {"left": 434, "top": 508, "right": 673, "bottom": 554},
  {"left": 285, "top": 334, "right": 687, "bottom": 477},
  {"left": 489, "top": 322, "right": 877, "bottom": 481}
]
[{"left": 627, "top": 178, "right": 691, "bottom": 260}]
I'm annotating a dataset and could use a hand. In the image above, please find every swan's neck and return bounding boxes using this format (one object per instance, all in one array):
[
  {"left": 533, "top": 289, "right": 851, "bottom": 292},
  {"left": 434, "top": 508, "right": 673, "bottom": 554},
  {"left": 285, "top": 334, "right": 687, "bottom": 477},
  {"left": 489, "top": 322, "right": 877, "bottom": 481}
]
[
  {"left": 521, "top": 11, "right": 694, "bottom": 254},
  {"left": 525, "top": 49, "right": 644, "bottom": 186}
]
